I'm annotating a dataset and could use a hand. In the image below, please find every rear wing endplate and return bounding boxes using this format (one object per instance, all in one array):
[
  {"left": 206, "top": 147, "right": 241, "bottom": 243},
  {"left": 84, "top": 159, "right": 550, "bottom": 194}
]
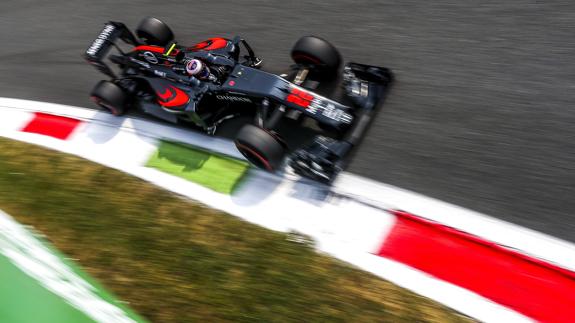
[{"left": 83, "top": 22, "right": 139, "bottom": 77}]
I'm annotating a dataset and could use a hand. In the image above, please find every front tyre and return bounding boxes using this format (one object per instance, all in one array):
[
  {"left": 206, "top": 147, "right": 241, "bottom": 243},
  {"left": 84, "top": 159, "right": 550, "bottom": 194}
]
[
  {"left": 291, "top": 36, "right": 341, "bottom": 75},
  {"left": 235, "top": 125, "right": 286, "bottom": 171},
  {"left": 90, "top": 81, "right": 127, "bottom": 116},
  {"left": 136, "top": 17, "right": 174, "bottom": 46}
]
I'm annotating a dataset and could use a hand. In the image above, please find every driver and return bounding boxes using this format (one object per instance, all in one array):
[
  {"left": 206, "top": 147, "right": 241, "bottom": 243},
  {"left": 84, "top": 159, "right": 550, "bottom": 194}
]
[{"left": 185, "top": 58, "right": 217, "bottom": 82}]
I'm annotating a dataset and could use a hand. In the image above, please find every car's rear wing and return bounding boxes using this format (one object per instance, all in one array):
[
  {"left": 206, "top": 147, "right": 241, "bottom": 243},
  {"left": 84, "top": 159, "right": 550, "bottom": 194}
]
[{"left": 84, "top": 22, "right": 139, "bottom": 77}]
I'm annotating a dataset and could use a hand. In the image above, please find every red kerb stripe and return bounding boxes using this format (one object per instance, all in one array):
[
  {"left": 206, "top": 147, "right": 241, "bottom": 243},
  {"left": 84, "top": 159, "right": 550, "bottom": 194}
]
[
  {"left": 378, "top": 210, "right": 575, "bottom": 322},
  {"left": 21, "top": 113, "right": 82, "bottom": 140}
]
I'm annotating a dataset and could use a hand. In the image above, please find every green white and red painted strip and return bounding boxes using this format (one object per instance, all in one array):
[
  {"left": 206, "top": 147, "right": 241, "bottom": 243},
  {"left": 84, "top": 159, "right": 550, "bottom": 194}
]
[
  {"left": 0, "top": 210, "right": 144, "bottom": 323},
  {"left": 2, "top": 98, "right": 575, "bottom": 322}
]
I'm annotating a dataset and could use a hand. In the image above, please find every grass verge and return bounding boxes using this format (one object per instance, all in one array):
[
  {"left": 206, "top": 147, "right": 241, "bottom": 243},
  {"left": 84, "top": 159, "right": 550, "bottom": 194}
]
[{"left": 0, "top": 137, "right": 473, "bottom": 322}]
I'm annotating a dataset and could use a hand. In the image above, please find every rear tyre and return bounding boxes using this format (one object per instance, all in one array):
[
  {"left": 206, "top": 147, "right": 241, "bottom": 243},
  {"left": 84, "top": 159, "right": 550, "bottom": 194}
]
[
  {"left": 235, "top": 125, "right": 286, "bottom": 171},
  {"left": 291, "top": 36, "right": 341, "bottom": 75},
  {"left": 136, "top": 17, "right": 174, "bottom": 46},
  {"left": 90, "top": 81, "right": 127, "bottom": 116}
]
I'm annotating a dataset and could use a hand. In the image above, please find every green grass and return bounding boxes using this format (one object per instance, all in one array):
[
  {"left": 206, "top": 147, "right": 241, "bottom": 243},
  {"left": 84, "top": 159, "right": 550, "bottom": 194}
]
[
  {"left": 0, "top": 137, "right": 473, "bottom": 323},
  {"left": 0, "top": 256, "right": 96, "bottom": 323},
  {"left": 146, "top": 141, "right": 249, "bottom": 194}
]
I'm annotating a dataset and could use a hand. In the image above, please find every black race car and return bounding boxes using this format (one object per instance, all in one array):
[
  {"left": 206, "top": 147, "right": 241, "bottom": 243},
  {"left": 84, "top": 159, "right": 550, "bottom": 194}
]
[{"left": 84, "top": 17, "right": 393, "bottom": 183}]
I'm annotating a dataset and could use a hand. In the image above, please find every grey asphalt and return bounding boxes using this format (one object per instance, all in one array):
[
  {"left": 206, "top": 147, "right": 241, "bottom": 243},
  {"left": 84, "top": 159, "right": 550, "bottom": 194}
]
[{"left": 1, "top": 1, "right": 574, "bottom": 242}]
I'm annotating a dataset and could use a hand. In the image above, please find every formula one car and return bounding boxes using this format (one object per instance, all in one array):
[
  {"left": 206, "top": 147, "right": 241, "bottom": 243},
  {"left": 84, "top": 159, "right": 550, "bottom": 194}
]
[{"left": 84, "top": 17, "right": 393, "bottom": 183}]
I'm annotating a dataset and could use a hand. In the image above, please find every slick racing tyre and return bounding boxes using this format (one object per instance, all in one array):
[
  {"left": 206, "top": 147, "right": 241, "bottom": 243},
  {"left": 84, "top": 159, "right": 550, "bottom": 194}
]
[
  {"left": 291, "top": 36, "right": 341, "bottom": 75},
  {"left": 235, "top": 125, "right": 286, "bottom": 171},
  {"left": 90, "top": 81, "right": 127, "bottom": 116},
  {"left": 136, "top": 17, "right": 174, "bottom": 46}
]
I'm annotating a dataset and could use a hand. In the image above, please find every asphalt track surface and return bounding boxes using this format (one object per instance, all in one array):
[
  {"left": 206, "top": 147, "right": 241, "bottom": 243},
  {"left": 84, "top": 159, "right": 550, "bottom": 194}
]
[{"left": 1, "top": 1, "right": 575, "bottom": 242}]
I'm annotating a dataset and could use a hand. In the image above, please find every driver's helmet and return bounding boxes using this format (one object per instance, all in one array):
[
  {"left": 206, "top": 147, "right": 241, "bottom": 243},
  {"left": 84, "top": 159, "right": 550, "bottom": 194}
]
[{"left": 185, "top": 59, "right": 210, "bottom": 79}]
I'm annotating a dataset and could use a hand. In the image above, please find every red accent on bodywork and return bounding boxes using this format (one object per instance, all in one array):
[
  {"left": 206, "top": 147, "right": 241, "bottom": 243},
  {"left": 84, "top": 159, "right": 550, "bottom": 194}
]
[
  {"left": 286, "top": 94, "right": 311, "bottom": 108},
  {"left": 191, "top": 40, "right": 210, "bottom": 50},
  {"left": 21, "top": 113, "right": 82, "bottom": 140},
  {"left": 156, "top": 86, "right": 190, "bottom": 108},
  {"left": 287, "top": 87, "right": 314, "bottom": 108},
  {"left": 378, "top": 210, "right": 575, "bottom": 323},
  {"left": 132, "top": 45, "right": 164, "bottom": 54},
  {"left": 157, "top": 88, "right": 172, "bottom": 100},
  {"left": 189, "top": 38, "right": 228, "bottom": 51},
  {"left": 291, "top": 88, "right": 313, "bottom": 101},
  {"left": 132, "top": 45, "right": 179, "bottom": 56}
]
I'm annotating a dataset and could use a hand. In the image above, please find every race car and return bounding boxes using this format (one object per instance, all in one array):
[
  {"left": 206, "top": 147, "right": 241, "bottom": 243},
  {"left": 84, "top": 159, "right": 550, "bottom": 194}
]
[{"left": 84, "top": 17, "right": 393, "bottom": 183}]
